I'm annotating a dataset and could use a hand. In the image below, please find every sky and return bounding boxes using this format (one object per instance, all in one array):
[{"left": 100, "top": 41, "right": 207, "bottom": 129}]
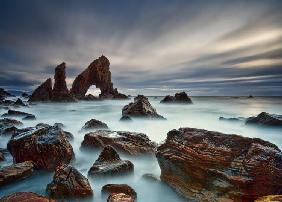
[{"left": 0, "top": 0, "right": 282, "bottom": 96}]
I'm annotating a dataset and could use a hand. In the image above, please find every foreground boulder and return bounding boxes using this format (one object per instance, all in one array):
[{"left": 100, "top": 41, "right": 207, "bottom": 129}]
[
  {"left": 122, "top": 95, "right": 165, "bottom": 119},
  {"left": 107, "top": 193, "right": 135, "bottom": 202},
  {"left": 46, "top": 164, "right": 93, "bottom": 198},
  {"left": 81, "top": 130, "right": 156, "bottom": 155},
  {"left": 156, "top": 127, "right": 282, "bottom": 202},
  {"left": 29, "top": 78, "right": 53, "bottom": 102},
  {"left": 82, "top": 119, "right": 109, "bottom": 130},
  {"left": 0, "top": 161, "right": 34, "bottom": 186},
  {"left": 0, "top": 192, "right": 56, "bottom": 202},
  {"left": 246, "top": 112, "right": 282, "bottom": 126},
  {"left": 255, "top": 195, "right": 282, "bottom": 202},
  {"left": 51, "top": 62, "right": 75, "bottom": 102},
  {"left": 88, "top": 146, "right": 134, "bottom": 176},
  {"left": 160, "top": 92, "right": 192, "bottom": 104},
  {"left": 7, "top": 127, "right": 74, "bottom": 170},
  {"left": 102, "top": 184, "right": 137, "bottom": 200}
]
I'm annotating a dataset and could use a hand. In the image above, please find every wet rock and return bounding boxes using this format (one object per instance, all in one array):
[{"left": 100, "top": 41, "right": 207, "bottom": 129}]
[
  {"left": 156, "top": 127, "right": 282, "bottom": 202},
  {"left": 107, "top": 193, "right": 135, "bottom": 202},
  {"left": 46, "top": 164, "right": 93, "bottom": 198},
  {"left": 22, "top": 114, "right": 36, "bottom": 120},
  {"left": 36, "top": 123, "right": 51, "bottom": 128},
  {"left": 102, "top": 184, "right": 136, "bottom": 200},
  {"left": 53, "top": 123, "right": 64, "bottom": 128},
  {"left": 246, "top": 112, "right": 282, "bottom": 126},
  {"left": 29, "top": 78, "right": 53, "bottom": 102},
  {"left": 255, "top": 195, "right": 282, "bottom": 202},
  {"left": 0, "top": 118, "right": 23, "bottom": 130},
  {"left": 34, "top": 123, "right": 73, "bottom": 140},
  {"left": 0, "top": 88, "right": 12, "bottom": 100},
  {"left": 1, "top": 126, "right": 32, "bottom": 137},
  {"left": 2, "top": 110, "right": 33, "bottom": 118},
  {"left": 81, "top": 130, "right": 156, "bottom": 155},
  {"left": 219, "top": 116, "right": 245, "bottom": 121},
  {"left": 0, "top": 161, "right": 34, "bottom": 186},
  {"left": 82, "top": 119, "right": 109, "bottom": 130},
  {"left": 142, "top": 173, "right": 160, "bottom": 182},
  {"left": 7, "top": 126, "right": 74, "bottom": 170},
  {"left": 51, "top": 62, "right": 75, "bottom": 102},
  {"left": 120, "top": 115, "right": 132, "bottom": 121},
  {"left": 13, "top": 98, "right": 26, "bottom": 107},
  {"left": 71, "top": 55, "right": 128, "bottom": 99},
  {"left": 160, "top": 92, "right": 192, "bottom": 104},
  {"left": 88, "top": 146, "right": 134, "bottom": 176},
  {"left": 0, "top": 192, "right": 56, "bottom": 202},
  {"left": 122, "top": 95, "right": 165, "bottom": 119}
]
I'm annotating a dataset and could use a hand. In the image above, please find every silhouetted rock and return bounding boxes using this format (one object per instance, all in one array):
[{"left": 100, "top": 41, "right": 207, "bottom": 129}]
[
  {"left": 0, "top": 88, "right": 12, "bottom": 100},
  {"left": 255, "top": 195, "right": 282, "bottom": 202},
  {"left": 7, "top": 127, "right": 74, "bottom": 170},
  {"left": 0, "top": 161, "right": 34, "bottom": 186},
  {"left": 51, "top": 62, "right": 75, "bottom": 102},
  {"left": 156, "top": 127, "right": 282, "bottom": 201},
  {"left": 0, "top": 192, "right": 56, "bottom": 202},
  {"left": 46, "top": 164, "right": 93, "bottom": 198},
  {"left": 83, "top": 94, "right": 100, "bottom": 101},
  {"left": 120, "top": 115, "right": 132, "bottom": 121},
  {"left": 160, "top": 92, "right": 192, "bottom": 104},
  {"left": 246, "top": 112, "right": 282, "bottom": 126},
  {"left": 88, "top": 146, "right": 134, "bottom": 176},
  {"left": 14, "top": 98, "right": 26, "bottom": 106},
  {"left": 81, "top": 130, "right": 156, "bottom": 155},
  {"left": 102, "top": 184, "right": 136, "bottom": 199},
  {"left": 21, "top": 92, "right": 29, "bottom": 98},
  {"left": 122, "top": 95, "right": 165, "bottom": 119},
  {"left": 248, "top": 95, "right": 254, "bottom": 98},
  {"left": 29, "top": 78, "right": 53, "bottom": 102},
  {"left": 82, "top": 119, "right": 109, "bottom": 130},
  {"left": 71, "top": 56, "right": 128, "bottom": 99},
  {"left": 2, "top": 110, "right": 33, "bottom": 118},
  {"left": 107, "top": 193, "right": 135, "bottom": 202}
]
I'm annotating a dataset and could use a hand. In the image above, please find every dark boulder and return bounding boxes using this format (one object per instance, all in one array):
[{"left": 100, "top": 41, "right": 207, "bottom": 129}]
[
  {"left": 246, "top": 112, "right": 282, "bottom": 126},
  {"left": 14, "top": 98, "right": 26, "bottom": 107},
  {"left": 2, "top": 110, "right": 34, "bottom": 118},
  {"left": 82, "top": 119, "right": 109, "bottom": 130},
  {"left": 120, "top": 115, "right": 132, "bottom": 121},
  {"left": 0, "top": 161, "right": 34, "bottom": 186},
  {"left": 88, "top": 146, "right": 134, "bottom": 176},
  {"left": 156, "top": 127, "right": 282, "bottom": 201},
  {"left": 0, "top": 192, "right": 56, "bottom": 202},
  {"left": 29, "top": 78, "right": 53, "bottom": 102},
  {"left": 160, "top": 92, "right": 192, "bottom": 104},
  {"left": 7, "top": 126, "right": 74, "bottom": 170},
  {"left": 22, "top": 114, "right": 36, "bottom": 120},
  {"left": 46, "top": 164, "right": 93, "bottom": 198},
  {"left": 102, "top": 184, "right": 137, "bottom": 200},
  {"left": 81, "top": 130, "right": 156, "bottom": 155},
  {"left": 122, "top": 95, "right": 165, "bottom": 119}
]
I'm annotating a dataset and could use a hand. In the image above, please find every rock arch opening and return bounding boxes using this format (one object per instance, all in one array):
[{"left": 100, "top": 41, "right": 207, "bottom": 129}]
[{"left": 86, "top": 85, "right": 101, "bottom": 97}]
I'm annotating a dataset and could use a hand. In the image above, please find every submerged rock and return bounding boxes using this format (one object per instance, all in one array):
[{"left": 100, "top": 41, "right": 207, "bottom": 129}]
[
  {"left": 0, "top": 192, "right": 56, "bottom": 202},
  {"left": 219, "top": 116, "right": 245, "bottom": 121},
  {"left": 82, "top": 119, "right": 109, "bottom": 130},
  {"left": 46, "top": 164, "right": 93, "bottom": 198},
  {"left": 88, "top": 146, "right": 134, "bottom": 176},
  {"left": 81, "top": 130, "right": 156, "bottom": 155},
  {"left": 246, "top": 112, "right": 282, "bottom": 126},
  {"left": 160, "top": 92, "right": 192, "bottom": 104},
  {"left": 120, "top": 115, "right": 132, "bottom": 121},
  {"left": 2, "top": 110, "right": 34, "bottom": 118},
  {"left": 22, "top": 114, "right": 36, "bottom": 120},
  {"left": 102, "top": 184, "right": 137, "bottom": 199},
  {"left": 51, "top": 62, "right": 75, "bottom": 102},
  {"left": 122, "top": 95, "right": 165, "bottom": 119},
  {"left": 29, "top": 78, "right": 53, "bottom": 102},
  {"left": 83, "top": 94, "right": 100, "bottom": 101},
  {"left": 7, "top": 126, "right": 74, "bottom": 170},
  {"left": 156, "top": 127, "right": 282, "bottom": 202},
  {"left": 14, "top": 98, "right": 26, "bottom": 107},
  {"left": 0, "top": 161, "right": 34, "bottom": 186},
  {"left": 142, "top": 173, "right": 160, "bottom": 182},
  {"left": 107, "top": 193, "right": 135, "bottom": 202}
]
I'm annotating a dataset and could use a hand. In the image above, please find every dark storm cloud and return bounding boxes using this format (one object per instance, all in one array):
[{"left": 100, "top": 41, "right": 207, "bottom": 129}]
[{"left": 0, "top": 0, "right": 282, "bottom": 95}]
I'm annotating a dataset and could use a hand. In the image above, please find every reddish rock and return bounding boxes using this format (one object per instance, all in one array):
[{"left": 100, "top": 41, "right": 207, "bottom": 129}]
[
  {"left": 122, "top": 95, "right": 165, "bottom": 119},
  {"left": 160, "top": 92, "right": 192, "bottom": 104},
  {"left": 246, "top": 112, "right": 282, "bottom": 126},
  {"left": 82, "top": 119, "right": 109, "bottom": 130},
  {"left": 0, "top": 161, "right": 34, "bottom": 186},
  {"left": 7, "top": 126, "right": 74, "bottom": 170},
  {"left": 0, "top": 192, "right": 55, "bottom": 202},
  {"left": 71, "top": 56, "right": 128, "bottom": 99},
  {"left": 255, "top": 195, "right": 282, "bottom": 202},
  {"left": 88, "top": 146, "right": 134, "bottom": 176},
  {"left": 102, "top": 184, "right": 137, "bottom": 199},
  {"left": 51, "top": 62, "right": 75, "bottom": 102},
  {"left": 107, "top": 193, "right": 135, "bottom": 202},
  {"left": 156, "top": 127, "right": 282, "bottom": 202},
  {"left": 29, "top": 78, "right": 53, "bottom": 102},
  {"left": 81, "top": 130, "right": 156, "bottom": 155},
  {"left": 46, "top": 164, "right": 93, "bottom": 198}
]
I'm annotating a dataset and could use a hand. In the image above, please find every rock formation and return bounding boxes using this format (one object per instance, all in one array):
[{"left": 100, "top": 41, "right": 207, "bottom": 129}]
[
  {"left": 0, "top": 161, "right": 34, "bottom": 186},
  {"left": 107, "top": 193, "right": 135, "bottom": 202},
  {"left": 122, "top": 95, "right": 165, "bottom": 119},
  {"left": 160, "top": 92, "right": 192, "bottom": 104},
  {"left": 156, "top": 127, "right": 282, "bottom": 202},
  {"left": 81, "top": 119, "right": 109, "bottom": 130},
  {"left": 246, "top": 112, "right": 282, "bottom": 126},
  {"left": 102, "top": 184, "right": 137, "bottom": 200},
  {"left": 46, "top": 164, "right": 93, "bottom": 198},
  {"left": 88, "top": 146, "right": 134, "bottom": 176},
  {"left": 7, "top": 126, "right": 74, "bottom": 170},
  {"left": 29, "top": 78, "right": 53, "bottom": 102},
  {"left": 0, "top": 192, "right": 56, "bottom": 202},
  {"left": 51, "top": 62, "right": 75, "bottom": 102},
  {"left": 81, "top": 130, "right": 156, "bottom": 155},
  {"left": 0, "top": 118, "right": 23, "bottom": 134}
]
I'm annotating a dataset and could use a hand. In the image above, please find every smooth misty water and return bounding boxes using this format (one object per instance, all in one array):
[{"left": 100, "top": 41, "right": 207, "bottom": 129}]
[{"left": 0, "top": 96, "right": 282, "bottom": 201}]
